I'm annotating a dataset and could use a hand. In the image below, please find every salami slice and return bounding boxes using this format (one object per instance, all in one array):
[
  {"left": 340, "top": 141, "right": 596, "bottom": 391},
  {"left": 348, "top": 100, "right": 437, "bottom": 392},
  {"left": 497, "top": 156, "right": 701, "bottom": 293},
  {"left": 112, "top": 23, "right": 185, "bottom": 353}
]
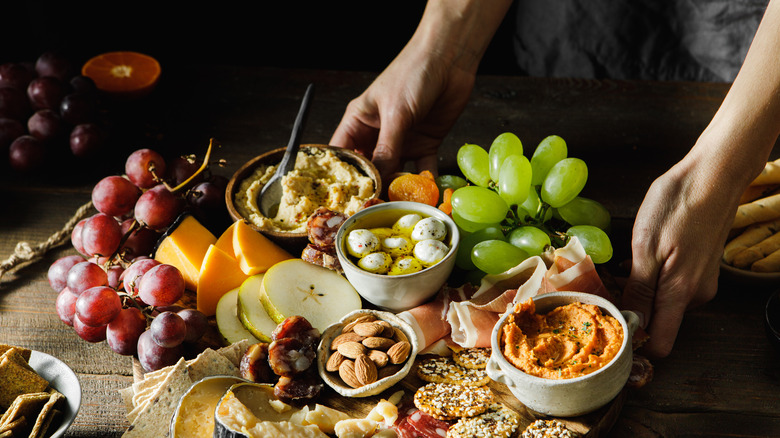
[
  {"left": 407, "top": 408, "right": 452, "bottom": 437},
  {"left": 397, "top": 417, "right": 427, "bottom": 438}
]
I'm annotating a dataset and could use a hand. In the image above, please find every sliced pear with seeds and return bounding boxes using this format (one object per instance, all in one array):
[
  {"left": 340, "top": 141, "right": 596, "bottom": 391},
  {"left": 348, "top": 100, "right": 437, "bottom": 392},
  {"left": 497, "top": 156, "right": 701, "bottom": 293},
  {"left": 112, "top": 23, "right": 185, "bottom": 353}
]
[
  {"left": 260, "top": 259, "right": 362, "bottom": 333},
  {"left": 215, "top": 287, "right": 261, "bottom": 345},
  {"left": 237, "top": 274, "right": 278, "bottom": 342}
]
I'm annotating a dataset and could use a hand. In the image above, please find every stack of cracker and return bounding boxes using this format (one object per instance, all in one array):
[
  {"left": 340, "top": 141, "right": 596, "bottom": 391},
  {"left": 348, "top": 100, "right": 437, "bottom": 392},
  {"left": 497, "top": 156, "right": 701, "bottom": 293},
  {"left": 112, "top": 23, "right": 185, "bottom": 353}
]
[
  {"left": 119, "top": 340, "right": 251, "bottom": 437},
  {"left": 0, "top": 345, "right": 66, "bottom": 438}
]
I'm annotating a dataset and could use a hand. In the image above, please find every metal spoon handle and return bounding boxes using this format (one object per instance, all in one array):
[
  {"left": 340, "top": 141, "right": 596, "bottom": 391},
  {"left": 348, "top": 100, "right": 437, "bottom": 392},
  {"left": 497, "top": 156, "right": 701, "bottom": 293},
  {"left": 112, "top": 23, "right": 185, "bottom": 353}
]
[{"left": 277, "top": 83, "right": 315, "bottom": 175}]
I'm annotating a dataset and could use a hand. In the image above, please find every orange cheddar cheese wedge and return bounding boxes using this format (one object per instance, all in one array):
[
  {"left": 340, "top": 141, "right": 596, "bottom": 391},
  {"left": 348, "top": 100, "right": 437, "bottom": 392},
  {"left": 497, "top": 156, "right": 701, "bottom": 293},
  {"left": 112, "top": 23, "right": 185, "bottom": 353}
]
[
  {"left": 154, "top": 215, "right": 217, "bottom": 290},
  {"left": 197, "top": 244, "right": 248, "bottom": 316},
  {"left": 233, "top": 220, "right": 293, "bottom": 275},
  {"left": 214, "top": 220, "right": 238, "bottom": 257}
]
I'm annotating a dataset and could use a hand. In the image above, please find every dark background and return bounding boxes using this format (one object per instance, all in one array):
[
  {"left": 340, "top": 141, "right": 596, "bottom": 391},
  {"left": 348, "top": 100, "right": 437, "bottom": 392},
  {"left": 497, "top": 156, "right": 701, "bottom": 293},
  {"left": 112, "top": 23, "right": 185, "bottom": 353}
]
[{"left": 1, "top": 2, "right": 520, "bottom": 75}]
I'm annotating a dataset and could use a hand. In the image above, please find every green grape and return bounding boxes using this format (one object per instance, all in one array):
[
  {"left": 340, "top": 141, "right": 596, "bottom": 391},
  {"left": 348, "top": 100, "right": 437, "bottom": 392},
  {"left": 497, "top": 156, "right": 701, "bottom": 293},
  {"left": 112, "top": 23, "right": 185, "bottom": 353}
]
[
  {"left": 451, "top": 209, "right": 500, "bottom": 233},
  {"left": 456, "top": 226, "right": 505, "bottom": 270},
  {"left": 530, "top": 135, "right": 567, "bottom": 186},
  {"left": 471, "top": 240, "right": 529, "bottom": 275},
  {"left": 567, "top": 225, "right": 612, "bottom": 264},
  {"left": 451, "top": 186, "right": 509, "bottom": 224},
  {"left": 457, "top": 144, "right": 491, "bottom": 187},
  {"left": 517, "top": 188, "right": 552, "bottom": 222},
  {"left": 498, "top": 154, "right": 532, "bottom": 206},
  {"left": 435, "top": 174, "right": 468, "bottom": 203},
  {"left": 507, "top": 226, "right": 551, "bottom": 256},
  {"left": 541, "top": 157, "right": 588, "bottom": 208},
  {"left": 488, "top": 132, "right": 523, "bottom": 182},
  {"left": 557, "top": 196, "right": 611, "bottom": 230}
]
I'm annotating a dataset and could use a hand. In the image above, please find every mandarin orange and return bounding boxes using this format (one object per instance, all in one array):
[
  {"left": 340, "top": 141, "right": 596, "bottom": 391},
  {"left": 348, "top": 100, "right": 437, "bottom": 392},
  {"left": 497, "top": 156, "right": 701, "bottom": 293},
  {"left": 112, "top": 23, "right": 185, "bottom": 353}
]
[{"left": 81, "top": 51, "right": 160, "bottom": 99}]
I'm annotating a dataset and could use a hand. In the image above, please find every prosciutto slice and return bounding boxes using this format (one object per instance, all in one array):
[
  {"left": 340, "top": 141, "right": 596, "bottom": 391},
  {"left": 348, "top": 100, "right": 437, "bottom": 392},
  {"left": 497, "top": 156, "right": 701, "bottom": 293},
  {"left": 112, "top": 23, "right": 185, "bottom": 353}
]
[{"left": 400, "top": 237, "right": 614, "bottom": 351}]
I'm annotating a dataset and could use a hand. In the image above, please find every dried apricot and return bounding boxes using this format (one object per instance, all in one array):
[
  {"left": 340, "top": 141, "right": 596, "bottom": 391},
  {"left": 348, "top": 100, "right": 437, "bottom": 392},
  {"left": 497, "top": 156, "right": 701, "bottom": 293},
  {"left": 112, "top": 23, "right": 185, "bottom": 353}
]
[
  {"left": 438, "top": 188, "right": 454, "bottom": 215},
  {"left": 388, "top": 173, "right": 440, "bottom": 206}
]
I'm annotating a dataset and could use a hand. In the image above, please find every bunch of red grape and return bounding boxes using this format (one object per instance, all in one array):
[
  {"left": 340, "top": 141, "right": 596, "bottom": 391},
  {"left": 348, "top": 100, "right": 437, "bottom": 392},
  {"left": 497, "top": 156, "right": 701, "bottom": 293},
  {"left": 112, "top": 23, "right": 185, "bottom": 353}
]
[
  {"left": 0, "top": 51, "right": 109, "bottom": 173},
  {"left": 46, "top": 144, "right": 230, "bottom": 371}
]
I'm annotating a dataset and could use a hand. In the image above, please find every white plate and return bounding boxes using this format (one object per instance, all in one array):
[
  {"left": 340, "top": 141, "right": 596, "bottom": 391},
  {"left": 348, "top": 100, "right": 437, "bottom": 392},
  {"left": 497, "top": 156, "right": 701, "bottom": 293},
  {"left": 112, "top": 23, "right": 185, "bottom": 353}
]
[{"left": 28, "top": 351, "right": 82, "bottom": 438}]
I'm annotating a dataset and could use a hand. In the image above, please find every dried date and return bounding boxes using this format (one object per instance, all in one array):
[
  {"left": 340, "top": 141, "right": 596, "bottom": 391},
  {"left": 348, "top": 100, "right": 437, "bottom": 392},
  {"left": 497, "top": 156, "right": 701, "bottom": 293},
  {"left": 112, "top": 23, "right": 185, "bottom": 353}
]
[
  {"left": 268, "top": 337, "right": 316, "bottom": 377},
  {"left": 307, "top": 207, "right": 347, "bottom": 249},
  {"left": 239, "top": 342, "right": 277, "bottom": 384},
  {"left": 272, "top": 315, "right": 320, "bottom": 348},
  {"left": 273, "top": 369, "right": 323, "bottom": 405}
]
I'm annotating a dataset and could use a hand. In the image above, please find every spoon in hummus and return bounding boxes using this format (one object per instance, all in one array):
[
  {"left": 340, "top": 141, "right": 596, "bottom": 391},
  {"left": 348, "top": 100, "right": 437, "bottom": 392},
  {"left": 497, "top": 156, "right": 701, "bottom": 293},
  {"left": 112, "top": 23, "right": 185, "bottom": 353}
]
[{"left": 258, "top": 83, "right": 315, "bottom": 218}]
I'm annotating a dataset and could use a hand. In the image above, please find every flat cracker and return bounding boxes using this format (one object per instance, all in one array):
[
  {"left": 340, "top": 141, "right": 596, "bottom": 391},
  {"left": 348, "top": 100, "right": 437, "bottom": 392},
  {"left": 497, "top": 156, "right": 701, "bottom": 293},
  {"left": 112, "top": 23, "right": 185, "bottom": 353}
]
[
  {"left": 413, "top": 383, "right": 493, "bottom": 421},
  {"left": 119, "top": 386, "right": 135, "bottom": 413},
  {"left": 0, "top": 354, "right": 50, "bottom": 409},
  {"left": 447, "top": 403, "right": 520, "bottom": 438},
  {"left": 123, "top": 358, "right": 191, "bottom": 437},
  {"left": 452, "top": 347, "right": 491, "bottom": 370},
  {"left": 0, "top": 416, "right": 26, "bottom": 434},
  {"left": 30, "top": 392, "right": 64, "bottom": 438},
  {"left": 416, "top": 356, "right": 490, "bottom": 386},
  {"left": 187, "top": 348, "right": 239, "bottom": 382},
  {"left": 217, "top": 339, "right": 252, "bottom": 368},
  {"left": 0, "top": 345, "right": 31, "bottom": 362},
  {"left": 0, "top": 392, "right": 49, "bottom": 431},
  {"left": 0, "top": 429, "right": 11, "bottom": 437}
]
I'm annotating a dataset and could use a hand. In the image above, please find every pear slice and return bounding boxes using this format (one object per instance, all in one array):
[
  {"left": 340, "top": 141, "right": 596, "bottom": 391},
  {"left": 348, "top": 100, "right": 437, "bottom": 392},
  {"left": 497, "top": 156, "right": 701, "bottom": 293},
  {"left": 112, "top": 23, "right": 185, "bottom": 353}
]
[
  {"left": 215, "top": 287, "right": 261, "bottom": 345},
  {"left": 237, "top": 274, "right": 277, "bottom": 342},
  {"left": 260, "top": 259, "right": 362, "bottom": 333}
]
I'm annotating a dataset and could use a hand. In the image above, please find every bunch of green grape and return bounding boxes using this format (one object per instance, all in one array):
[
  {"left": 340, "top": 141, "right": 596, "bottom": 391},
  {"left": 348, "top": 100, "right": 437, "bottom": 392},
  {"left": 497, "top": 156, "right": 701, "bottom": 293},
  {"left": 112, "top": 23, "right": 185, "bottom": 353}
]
[{"left": 437, "top": 132, "right": 612, "bottom": 280}]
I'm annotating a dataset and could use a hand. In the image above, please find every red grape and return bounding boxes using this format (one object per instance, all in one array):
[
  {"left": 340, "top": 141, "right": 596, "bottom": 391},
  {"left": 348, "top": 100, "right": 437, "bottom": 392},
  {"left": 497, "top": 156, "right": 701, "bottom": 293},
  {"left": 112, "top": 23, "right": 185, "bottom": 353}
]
[
  {"left": 0, "top": 117, "right": 25, "bottom": 151},
  {"left": 0, "top": 86, "right": 30, "bottom": 121},
  {"left": 60, "top": 93, "right": 97, "bottom": 125},
  {"left": 35, "top": 51, "right": 73, "bottom": 82},
  {"left": 55, "top": 287, "right": 78, "bottom": 326},
  {"left": 69, "top": 75, "right": 97, "bottom": 96},
  {"left": 66, "top": 260, "right": 108, "bottom": 295},
  {"left": 187, "top": 180, "right": 224, "bottom": 212},
  {"left": 75, "top": 286, "right": 122, "bottom": 327},
  {"left": 73, "top": 313, "right": 107, "bottom": 343},
  {"left": 69, "top": 123, "right": 104, "bottom": 157},
  {"left": 27, "top": 76, "right": 66, "bottom": 111},
  {"left": 107, "top": 265, "right": 124, "bottom": 289},
  {"left": 71, "top": 218, "right": 88, "bottom": 255},
  {"left": 119, "top": 219, "right": 159, "bottom": 259},
  {"left": 91, "top": 175, "right": 141, "bottom": 217},
  {"left": 149, "top": 311, "right": 186, "bottom": 348},
  {"left": 134, "top": 184, "right": 184, "bottom": 231},
  {"left": 81, "top": 213, "right": 122, "bottom": 257},
  {"left": 106, "top": 307, "right": 147, "bottom": 356},
  {"left": 137, "top": 329, "right": 183, "bottom": 372},
  {"left": 166, "top": 155, "right": 203, "bottom": 188},
  {"left": 48, "top": 254, "right": 85, "bottom": 292},
  {"left": 137, "top": 264, "right": 185, "bottom": 306},
  {"left": 0, "top": 62, "right": 34, "bottom": 90},
  {"left": 8, "top": 135, "right": 45, "bottom": 172},
  {"left": 28, "top": 109, "right": 65, "bottom": 142},
  {"left": 177, "top": 308, "right": 209, "bottom": 343},
  {"left": 122, "top": 258, "right": 160, "bottom": 296},
  {"left": 125, "top": 148, "right": 166, "bottom": 189}
]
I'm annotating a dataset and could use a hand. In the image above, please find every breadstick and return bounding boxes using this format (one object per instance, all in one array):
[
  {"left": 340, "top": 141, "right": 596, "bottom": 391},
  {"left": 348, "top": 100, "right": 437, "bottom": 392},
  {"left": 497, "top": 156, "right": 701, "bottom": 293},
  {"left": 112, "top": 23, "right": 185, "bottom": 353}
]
[
  {"left": 732, "top": 231, "right": 780, "bottom": 268},
  {"left": 723, "top": 218, "right": 780, "bottom": 263},
  {"left": 732, "top": 193, "right": 780, "bottom": 229},
  {"left": 739, "top": 184, "right": 780, "bottom": 205},
  {"left": 750, "top": 158, "right": 780, "bottom": 186},
  {"left": 751, "top": 247, "right": 780, "bottom": 272}
]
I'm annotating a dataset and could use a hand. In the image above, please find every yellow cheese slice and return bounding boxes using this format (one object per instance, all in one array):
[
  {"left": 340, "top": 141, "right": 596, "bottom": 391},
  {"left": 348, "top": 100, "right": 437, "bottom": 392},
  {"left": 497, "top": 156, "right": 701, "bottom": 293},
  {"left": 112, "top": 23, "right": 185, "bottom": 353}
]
[
  {"left": 233, "top": 220, "right": 293, "bottom": 275},
  {"left": 214, "top": 220, "right": 238, "bottom": 256},
  {"left": 197, "top": 245, "right": 249, "bottom": 316},
  {"left": 154, "top": 215, "right": 217, "bottom": 290}
]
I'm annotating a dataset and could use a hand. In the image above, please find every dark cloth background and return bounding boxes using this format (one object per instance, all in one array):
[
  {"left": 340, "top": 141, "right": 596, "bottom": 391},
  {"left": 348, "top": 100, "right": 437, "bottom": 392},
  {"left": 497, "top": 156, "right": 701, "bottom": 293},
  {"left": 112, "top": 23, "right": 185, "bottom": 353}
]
[{"left": 513, "top": 0, "right": 769, "bottom": 82}]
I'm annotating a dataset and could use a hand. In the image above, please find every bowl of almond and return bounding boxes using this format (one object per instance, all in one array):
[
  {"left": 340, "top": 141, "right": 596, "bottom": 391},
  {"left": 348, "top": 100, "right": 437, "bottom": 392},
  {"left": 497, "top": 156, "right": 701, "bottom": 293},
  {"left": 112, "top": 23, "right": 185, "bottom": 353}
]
[{"left": 317, "top": 309, "right": 418, "bottom": 397}]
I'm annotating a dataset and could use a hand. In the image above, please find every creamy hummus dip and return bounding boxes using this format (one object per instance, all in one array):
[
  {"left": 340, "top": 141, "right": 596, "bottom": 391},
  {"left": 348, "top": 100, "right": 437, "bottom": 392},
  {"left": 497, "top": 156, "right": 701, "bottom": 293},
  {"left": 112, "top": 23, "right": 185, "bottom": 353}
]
[
  {"left": 235, "top": 147, "right": 375, "bottom": 233},
  {"left": 501, "top": 298, "right": 623, "bottom": 379}
]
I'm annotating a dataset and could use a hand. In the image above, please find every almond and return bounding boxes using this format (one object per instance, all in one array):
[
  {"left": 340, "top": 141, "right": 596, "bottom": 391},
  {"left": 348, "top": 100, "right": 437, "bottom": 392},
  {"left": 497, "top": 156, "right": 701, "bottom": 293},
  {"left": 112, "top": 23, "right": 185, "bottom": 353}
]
[
  {"left": 330, "top": 332, "right": 365, "bottom": 350},
  {"left": 362, "top": 336, "right": 396, "bottom": 350},
  {"left": 354, "top": 353, "right": 378, "bottom": 385},
  {"left": 342, "top": 314, "right": 376, "bottom": 333},
  {"left": 353, "top": 321, "right": 385, "bottom": 337},
  {"left": 387, "top": 340, "right": 411, "bottom": 364},
  {"left": 326, "top": 351, "right": 346, "bottom": 372},
  {"left": 378, "top": 364, "right": 402, "bottom": 379},
  {"left": 337, "top": 341, "right": 366, "bottom": 359},
  {"left": 368, "top": 349, "right": 389, "bottom": 368},
  {"left": 338, "top": 359, "right": 362, "bottom": 388}
]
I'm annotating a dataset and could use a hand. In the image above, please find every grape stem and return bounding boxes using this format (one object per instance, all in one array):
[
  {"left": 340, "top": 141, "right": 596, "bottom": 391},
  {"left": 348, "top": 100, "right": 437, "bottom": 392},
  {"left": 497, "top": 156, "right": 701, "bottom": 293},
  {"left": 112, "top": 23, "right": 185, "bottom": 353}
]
[
  {"left": 165, "top": 138, "right": 216, "bottom": 194},
  {"left": 117, "top": 290, "right": 155, "bottom": 324}
]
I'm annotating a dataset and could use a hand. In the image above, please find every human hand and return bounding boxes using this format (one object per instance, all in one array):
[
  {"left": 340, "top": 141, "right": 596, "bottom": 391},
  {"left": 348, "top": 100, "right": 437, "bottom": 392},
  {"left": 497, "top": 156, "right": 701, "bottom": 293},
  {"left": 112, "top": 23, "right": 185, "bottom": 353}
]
[{"left": 621, "top": 150, "right": 747, "bottom": 358}]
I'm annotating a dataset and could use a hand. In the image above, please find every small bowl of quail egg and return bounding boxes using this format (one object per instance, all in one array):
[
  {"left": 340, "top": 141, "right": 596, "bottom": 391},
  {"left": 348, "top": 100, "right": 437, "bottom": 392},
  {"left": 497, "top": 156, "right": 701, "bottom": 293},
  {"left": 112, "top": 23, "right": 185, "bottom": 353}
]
[{"left": 335, "top": 201, "right": 460, "bottom": 312}]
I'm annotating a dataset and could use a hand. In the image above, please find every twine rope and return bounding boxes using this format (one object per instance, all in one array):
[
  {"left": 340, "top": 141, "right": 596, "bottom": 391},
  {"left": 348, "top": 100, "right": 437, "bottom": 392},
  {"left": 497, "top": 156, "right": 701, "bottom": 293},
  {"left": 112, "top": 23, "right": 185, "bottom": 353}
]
[{"left": 0, "top": 200, "right": 94, "bottom": 282}]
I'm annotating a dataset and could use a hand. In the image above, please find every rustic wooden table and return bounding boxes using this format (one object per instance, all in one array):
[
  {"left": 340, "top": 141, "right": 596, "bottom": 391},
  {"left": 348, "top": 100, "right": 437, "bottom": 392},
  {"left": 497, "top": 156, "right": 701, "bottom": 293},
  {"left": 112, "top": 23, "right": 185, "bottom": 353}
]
[{"left": 2, "top": 66, "right": 779, "bottom": 437}]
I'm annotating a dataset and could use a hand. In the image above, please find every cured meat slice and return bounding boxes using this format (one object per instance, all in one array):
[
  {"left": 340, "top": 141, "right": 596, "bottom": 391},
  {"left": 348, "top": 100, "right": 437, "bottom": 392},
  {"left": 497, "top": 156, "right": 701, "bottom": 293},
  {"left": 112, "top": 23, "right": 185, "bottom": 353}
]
[
  {"left": 397, "top": 417, "right": 427, "bottom": 438},
  {"left": 407, "top": 408, "right": 452, "bottom": 437}
]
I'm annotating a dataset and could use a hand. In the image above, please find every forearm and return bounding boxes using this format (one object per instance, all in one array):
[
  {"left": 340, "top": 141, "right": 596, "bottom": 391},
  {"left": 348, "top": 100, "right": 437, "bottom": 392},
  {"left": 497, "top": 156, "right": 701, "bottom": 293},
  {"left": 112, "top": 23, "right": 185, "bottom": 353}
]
[
  {"left": 409, "top": 0, "right": 514, "bottom": 74},
  {"left": 692, "top": 0, "right": 780, "bottom": 187}
]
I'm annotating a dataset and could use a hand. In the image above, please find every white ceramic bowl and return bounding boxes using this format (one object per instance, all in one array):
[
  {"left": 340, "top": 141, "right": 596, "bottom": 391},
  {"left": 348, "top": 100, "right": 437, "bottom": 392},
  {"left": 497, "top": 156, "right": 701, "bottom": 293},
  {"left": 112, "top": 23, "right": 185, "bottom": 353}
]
[
  {"left": 29, "top": 351, "right": 82, "bottom": 438},
  {"left": 486, "top": 291, "right": 639, "bottom": 417},
  {"left": 335, "top": 201, "right": 460, "bottom": 312}
]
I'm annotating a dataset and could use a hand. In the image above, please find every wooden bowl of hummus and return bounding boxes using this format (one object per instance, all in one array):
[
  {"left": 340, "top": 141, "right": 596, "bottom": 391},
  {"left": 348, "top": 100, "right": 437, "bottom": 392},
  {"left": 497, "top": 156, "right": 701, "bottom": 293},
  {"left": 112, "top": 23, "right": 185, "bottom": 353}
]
[
  {"left": 486, "top": 291, "right": 639, "bottom": 417},
  {"left": 226, "top": 145, "right": 381, "bottom": 252}
]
